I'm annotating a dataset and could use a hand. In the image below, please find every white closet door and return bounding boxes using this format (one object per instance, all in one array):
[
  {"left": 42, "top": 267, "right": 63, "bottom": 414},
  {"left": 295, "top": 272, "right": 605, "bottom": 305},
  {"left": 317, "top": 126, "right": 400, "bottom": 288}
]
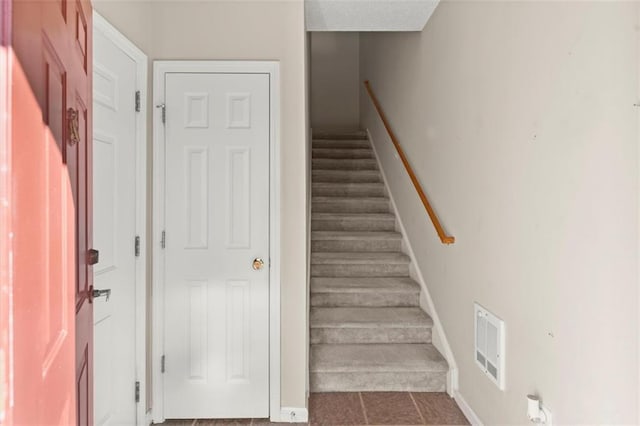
[{"left": 163, "top": 72, "right": 270, "bottom": 419}]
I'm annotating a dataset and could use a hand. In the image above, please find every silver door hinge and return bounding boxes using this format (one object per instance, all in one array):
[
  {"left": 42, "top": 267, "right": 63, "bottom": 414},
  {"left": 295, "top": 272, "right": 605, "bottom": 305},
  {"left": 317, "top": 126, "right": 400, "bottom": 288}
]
[
  {"left": 135, "top": 235, "right": 141, "bottom": 257},
  {"left": 156, "top": 103, "right": 166, "bottom": 124},
  {"left": 161, "top": 355, "right": 166, "bottom": 373},
  {"left": 161, "top": 230, "right": 166, "bottom": 249},
  {"left": 135, "top": 381, "right": 140, "bottom": 403},
  {"left": 135, "top": 91, "right": 141, "bottom": 112}
]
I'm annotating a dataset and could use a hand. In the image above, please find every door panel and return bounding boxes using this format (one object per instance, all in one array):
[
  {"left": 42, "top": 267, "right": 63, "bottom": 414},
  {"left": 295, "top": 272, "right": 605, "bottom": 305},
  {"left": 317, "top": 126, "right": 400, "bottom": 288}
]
[
  {"left": 93, "top": 24, "right": 138, "bottom": 426},
  {"left": 164, "top": 73, "right": 270, "bottom": 419},
  {"left": 7, "top": 0, "right": 92, "bottom": 423}
]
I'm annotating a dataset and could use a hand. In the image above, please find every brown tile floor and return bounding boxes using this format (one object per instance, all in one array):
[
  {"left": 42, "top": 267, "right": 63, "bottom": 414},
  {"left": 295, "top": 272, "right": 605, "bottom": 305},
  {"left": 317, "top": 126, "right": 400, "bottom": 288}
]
[
  {"left": 160, "top": 392, "right": 469, "bottom": 426},
  {"left": 310, "top": 392, "right": 469, "bottom": 425}
]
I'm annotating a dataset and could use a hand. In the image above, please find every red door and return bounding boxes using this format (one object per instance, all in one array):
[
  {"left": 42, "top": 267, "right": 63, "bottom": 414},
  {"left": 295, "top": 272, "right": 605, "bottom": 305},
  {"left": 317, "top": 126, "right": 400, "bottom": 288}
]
[{"left": 0, "top": 0, "right": 93, "bottom": 423}]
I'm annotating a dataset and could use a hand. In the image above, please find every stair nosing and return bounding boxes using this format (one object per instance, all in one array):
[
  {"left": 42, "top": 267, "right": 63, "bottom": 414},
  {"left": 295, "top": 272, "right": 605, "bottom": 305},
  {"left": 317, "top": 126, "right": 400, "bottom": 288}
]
[
  {"left": 310, "top": 343, "right": 448, "bottom": 373},
  {"left": 312, "top": 213, "right": 395, "bottom": 219},
  {"left": 312, "top": 196, "right": 389, "bottom": 202},
  {"left": 310, "top": 307, "right": 433, "bottom": 329},
  {"left": 310, "top": 277, "right": 420, "bottom": 294},
  {"left": 312, "top": 182, "right": 384, "bottom": 187},
  {"left": 311, "top": 231, "right": 402, "bottom": 240},
  {"left": 311, "top": 252, "right": 410, "bottom": 263}
]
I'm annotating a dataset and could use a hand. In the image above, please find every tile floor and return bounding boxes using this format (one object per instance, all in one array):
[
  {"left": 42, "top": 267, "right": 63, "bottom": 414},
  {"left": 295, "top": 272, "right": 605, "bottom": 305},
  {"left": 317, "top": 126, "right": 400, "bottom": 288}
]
[{"left": 160, "top": 392, "right": 469, "bottom": 426}]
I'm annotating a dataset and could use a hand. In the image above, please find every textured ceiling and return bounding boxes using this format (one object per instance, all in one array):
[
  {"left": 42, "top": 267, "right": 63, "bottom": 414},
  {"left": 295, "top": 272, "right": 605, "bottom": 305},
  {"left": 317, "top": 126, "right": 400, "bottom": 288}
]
[{"left": 305, "top": 0, "right": 440, "bottom": 32}]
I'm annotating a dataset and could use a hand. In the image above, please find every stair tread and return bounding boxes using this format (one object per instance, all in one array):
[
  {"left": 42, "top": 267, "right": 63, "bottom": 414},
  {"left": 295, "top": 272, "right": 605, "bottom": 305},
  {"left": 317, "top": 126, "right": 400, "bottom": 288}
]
[
  {"left": 313, "top": 169, "right": 380, "bottom": 173},
  {"left": 310, "top": 307, "right": 433, "bottom": 328},
  {"left": 313, "top": 213, "right": 395, "bottom": 220},
  {"left": 312, "top": 170, "right": 382, "bottom": 180},
  {"left": 313, "top": 196, "right": 388, "bottom": 202},
  {"left": 312, "top": 143, "right": 371, "bottom": 150},
  {"left": 311, "top": 252, "right": 410, "bottom": 264},
  {"left": 312, "top": 131, "right": 368, "bottom": 140},
  {"left": 312, "top": 183, "right": 387, "bottom": 198},
  {"left": 310, "top": 344, "right": 447, "bottom": 373},
  {"left": 311, "top": 277, "right": 420, "bottom": 293},
  {"left": 312, "top": 231, "right": 402, "bottom": 241},
  {"left": 314, "top": 158, "right": 377, "bottom": 163},
  {"left": 312, "top": 139, "right": 369, "bottom": 143},
  {"left": 313, "top": 182, "right": 384, "bottom": 188},
  {"left": 312, "top": 148, "right": 372, "bottom": 154}
]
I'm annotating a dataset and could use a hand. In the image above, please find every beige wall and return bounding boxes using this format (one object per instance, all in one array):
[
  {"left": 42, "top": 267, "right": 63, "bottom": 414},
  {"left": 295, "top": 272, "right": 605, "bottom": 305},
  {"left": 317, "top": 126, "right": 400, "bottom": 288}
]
[
  {"left": 310, "top": 32, "right": 360, "bottom": 131},
  {"left": 360, "top": 1, "right": 638, "bottom": 423},
  {"left": 94, "top": 0, "right": 309, "bottom": 411}
]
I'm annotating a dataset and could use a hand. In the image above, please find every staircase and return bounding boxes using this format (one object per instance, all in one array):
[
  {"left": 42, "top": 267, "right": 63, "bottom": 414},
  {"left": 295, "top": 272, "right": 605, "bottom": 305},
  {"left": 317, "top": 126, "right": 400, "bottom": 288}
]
[{"left": 309, "top": 131, "right": 448, "bottom": 392}]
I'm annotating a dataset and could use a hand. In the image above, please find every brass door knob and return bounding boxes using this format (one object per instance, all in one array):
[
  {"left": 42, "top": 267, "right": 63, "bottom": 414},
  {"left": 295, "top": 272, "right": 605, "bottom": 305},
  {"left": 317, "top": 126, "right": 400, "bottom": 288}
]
[{"left": 252, "top": 258, "right": 264, "bottom": 270}]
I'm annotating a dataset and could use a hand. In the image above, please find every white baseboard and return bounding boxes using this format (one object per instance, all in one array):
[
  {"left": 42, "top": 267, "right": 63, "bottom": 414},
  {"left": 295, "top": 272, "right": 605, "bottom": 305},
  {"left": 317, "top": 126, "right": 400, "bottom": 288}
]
[
  {"left": 446, "top": 368, "right": 458, "bottom": 397},
  {"left": 365, "top": 127, "right": 459, "bottom": 394},
  {"left": 279, "top": 407, "right": 309, "bottom": 423},
  {"left": 454, "top": 390, "right": 483, "bottom": 426}
]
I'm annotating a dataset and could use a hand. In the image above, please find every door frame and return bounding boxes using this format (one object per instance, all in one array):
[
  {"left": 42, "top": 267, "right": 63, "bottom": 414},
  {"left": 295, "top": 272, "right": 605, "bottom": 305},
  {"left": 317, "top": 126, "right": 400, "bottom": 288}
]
[
  {"left": 152, "top": 61, "right": 281, "bottom": 423},
  {"left": 93, "top": 11, "right": 148, "bottom": 426}
]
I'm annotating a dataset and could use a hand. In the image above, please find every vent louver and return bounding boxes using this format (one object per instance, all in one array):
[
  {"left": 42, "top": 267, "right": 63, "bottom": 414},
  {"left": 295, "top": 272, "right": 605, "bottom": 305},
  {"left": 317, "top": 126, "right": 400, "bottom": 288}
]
[{"left": 475, "top": 303, "right": 505, "bottom": 389}]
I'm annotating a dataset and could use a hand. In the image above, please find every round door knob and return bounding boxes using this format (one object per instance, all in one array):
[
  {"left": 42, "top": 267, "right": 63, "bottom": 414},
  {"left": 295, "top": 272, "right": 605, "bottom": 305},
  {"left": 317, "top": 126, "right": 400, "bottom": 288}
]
[{"left": 252, "top": 258, "right": 264, "bottom": 270}]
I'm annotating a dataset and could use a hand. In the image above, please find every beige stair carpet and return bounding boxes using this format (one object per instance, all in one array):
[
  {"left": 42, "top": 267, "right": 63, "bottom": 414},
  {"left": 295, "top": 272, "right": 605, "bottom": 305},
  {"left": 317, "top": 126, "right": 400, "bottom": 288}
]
[{"left": 310, "top": 131, "right": 448, "bottom": 392}]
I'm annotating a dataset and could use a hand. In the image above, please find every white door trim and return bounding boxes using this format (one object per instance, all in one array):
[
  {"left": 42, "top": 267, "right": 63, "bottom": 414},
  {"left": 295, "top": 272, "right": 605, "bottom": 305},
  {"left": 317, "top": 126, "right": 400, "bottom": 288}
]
[
  {"left": 92, "top": 12, "right": 148, "bottom": 425},
  {"left": 152, "top": 60, "right": 281, "bottom": 423}
]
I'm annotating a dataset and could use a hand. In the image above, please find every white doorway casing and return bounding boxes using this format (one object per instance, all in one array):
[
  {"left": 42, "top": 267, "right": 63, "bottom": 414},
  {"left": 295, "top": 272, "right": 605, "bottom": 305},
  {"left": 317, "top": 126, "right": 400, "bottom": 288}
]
[
  {"left": 152, "top": 61, "right": 281, "bottom": 423},
  {"left": 92, "top": 11, "right": 148, "bottom": 426}
]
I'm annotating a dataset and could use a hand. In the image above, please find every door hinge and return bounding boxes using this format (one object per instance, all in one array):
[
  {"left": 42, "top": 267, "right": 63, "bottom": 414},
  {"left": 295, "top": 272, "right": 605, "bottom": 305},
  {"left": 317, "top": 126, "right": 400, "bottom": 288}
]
[
  {"left": 135, "top": 235, "right": 141, "bottom": 257},
  {"left": 135, "top": 381, "right": 140, "bottom": 403},
  {"left": 135, "top": 91, "right": 141, "bottom": 112},
  {"left": 161, "top": 355, "right": 166, "bottom": 373},
  {"left": 156, "top": 103, "right": 166, "bottom": 124},
  {"left": 161, "top": 230, "right": 166, "bottom": 249}
]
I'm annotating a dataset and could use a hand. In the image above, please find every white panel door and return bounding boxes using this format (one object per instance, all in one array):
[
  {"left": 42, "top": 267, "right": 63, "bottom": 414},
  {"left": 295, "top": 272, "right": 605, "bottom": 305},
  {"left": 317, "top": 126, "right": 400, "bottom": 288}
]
[
  {"left": 164, "top": 73, "right": 270, "bottom": 419},
  {"left": 93, "top": 25, "right": 138, "bottom": 426}
]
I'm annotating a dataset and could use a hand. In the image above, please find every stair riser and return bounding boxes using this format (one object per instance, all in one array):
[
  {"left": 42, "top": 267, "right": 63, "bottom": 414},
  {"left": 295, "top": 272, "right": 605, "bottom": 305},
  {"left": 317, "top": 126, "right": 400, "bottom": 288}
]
[
  {"left": 310, "top": 292, "right": 419, "bottom": 307},
  {"left": 310, "top": 328, "right": 431, "bottom": 345},
  {"left": 311, "top": 239, "right": 401, "bottom": 252},
  {"left": 312, "top": 219, "right": 396, "bottom": 232},
  {"left": 313, "top": 159, "right": 378, "bottom": 171},
  {"left": 310, "top": 372, "right": 446, "bottom": 393},
  {"left": 313, "top": 132, "right": 368, "bottom": 141},
  {"left": 312, "top": 171, "right": 382, "bottom": 183},
  {"left": 313, "top": 201, "right": 390, "bottom": 214},
  {"left": 313, "top": 149, "right": 373, "bottom": 159},
  {"left": 313, "top": 185, "right": 386, "bottom": 198},
  {"left": 311, "top": 264, "right": 410, "bottom": 277},
  {"left": 313, "top": 141, "right": 370, "bottom": 149}
]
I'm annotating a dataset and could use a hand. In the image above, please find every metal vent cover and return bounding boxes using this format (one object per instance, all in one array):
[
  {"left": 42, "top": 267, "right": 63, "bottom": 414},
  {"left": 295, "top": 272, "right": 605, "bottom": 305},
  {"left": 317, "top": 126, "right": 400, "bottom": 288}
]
[{"left": 475, "top": 303, "right": 505, "bottom": 390}]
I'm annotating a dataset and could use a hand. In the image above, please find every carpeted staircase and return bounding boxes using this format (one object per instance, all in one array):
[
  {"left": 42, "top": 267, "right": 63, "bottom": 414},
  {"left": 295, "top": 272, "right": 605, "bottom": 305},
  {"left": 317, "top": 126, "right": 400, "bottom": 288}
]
[{"left": 309, "top": 131, "right": 448, "bottom": 392}]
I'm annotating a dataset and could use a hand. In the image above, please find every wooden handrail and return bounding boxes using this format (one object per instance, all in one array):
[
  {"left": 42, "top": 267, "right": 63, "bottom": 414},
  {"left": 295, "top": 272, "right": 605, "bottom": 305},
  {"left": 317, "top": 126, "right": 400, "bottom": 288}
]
[{"left": 364, "top": 80, "right": 455, "bottom": 245}]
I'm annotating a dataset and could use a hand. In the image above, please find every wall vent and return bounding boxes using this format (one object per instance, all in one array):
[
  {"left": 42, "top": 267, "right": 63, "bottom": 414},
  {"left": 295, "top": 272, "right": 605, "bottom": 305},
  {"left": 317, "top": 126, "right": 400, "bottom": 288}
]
[{"left": 474, "top": 303, "right": 505, "bottom": 390}]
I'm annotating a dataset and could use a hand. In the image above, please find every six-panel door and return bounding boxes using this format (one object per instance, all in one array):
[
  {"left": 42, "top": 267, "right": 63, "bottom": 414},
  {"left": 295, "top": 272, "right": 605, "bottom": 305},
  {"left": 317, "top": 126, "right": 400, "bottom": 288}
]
[{"left": 163, "top": 73, "right": 270, "bottom": 419}]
